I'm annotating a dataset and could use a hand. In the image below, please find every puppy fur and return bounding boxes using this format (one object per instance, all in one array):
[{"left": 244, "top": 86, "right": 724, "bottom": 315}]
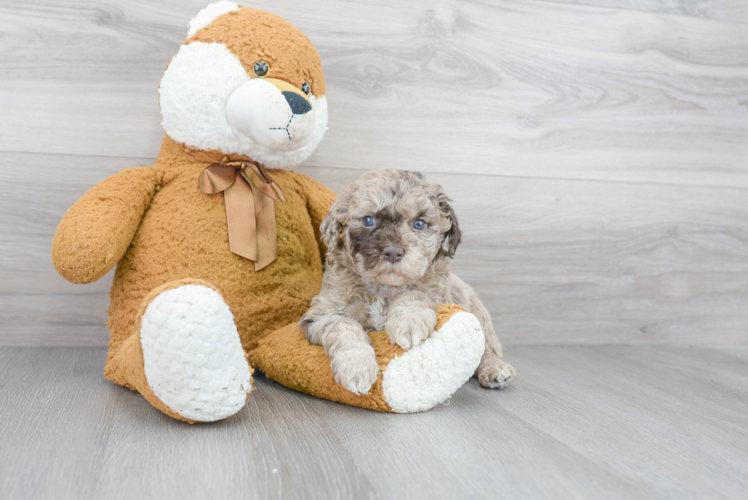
[{"left": 301, "top": 169, "right": 515, "bottom": 395}]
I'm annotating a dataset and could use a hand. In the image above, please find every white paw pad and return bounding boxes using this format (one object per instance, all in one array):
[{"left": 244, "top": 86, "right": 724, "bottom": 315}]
[
  {"left": 382, "top": 312, "right": 485, "bottom": 413},
  {"left": 140, "top": 285, "right": 252, "bottom": 422}
]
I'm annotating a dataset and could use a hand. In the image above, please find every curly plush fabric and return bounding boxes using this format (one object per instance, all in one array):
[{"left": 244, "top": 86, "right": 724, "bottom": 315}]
[
  {"left": 251, "top": 304, "right": 484, "bottom": 413},
  {"left": 188, "top": 7, "right": 326, "bottom": 97},
  {"left": 106, "top": 278, "right": 254, "bottom": 423},
  {"left": 52, "top": 136, "right": 336, "bottom": 374}
]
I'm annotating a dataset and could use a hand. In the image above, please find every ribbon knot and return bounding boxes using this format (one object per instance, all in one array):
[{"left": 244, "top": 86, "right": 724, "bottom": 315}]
[{"left": 199, "top": 160, "right": 286, "bottom": 271}]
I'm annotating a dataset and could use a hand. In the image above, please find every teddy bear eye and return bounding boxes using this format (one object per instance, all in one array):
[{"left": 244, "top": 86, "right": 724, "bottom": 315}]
[
  {"left": 413, "top": 219, "right": 426, "bottom": 230},
  {"left": 363, "top": 216, "right": 375, "bottom": 227},
  {"left": 302, "top": 82, "right": 311, "bottom": 95},
  {"left": 253, "top": 61, "right": 269, "bottom": 77}
]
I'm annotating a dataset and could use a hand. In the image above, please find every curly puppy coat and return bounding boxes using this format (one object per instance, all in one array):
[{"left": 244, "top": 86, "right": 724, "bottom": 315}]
[{"left": 301, "top": 169, "right": 515, "bottom": 395}]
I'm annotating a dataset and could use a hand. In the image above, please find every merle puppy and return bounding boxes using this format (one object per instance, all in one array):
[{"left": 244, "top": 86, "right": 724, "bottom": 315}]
[{"left": 301, "top": 169, "right": 515, "bottom": 395}]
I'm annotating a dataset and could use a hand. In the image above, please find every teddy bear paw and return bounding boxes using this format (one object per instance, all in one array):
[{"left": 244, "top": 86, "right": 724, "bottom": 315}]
[
  {"left": 381, "top": 311, "right": 485, "bottom": 413},
  {"left": 140, "top": 284, "right": 252, "bottom": 422}
]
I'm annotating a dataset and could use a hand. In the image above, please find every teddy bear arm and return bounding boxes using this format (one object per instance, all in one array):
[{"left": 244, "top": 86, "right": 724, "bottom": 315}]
[
  {"left": 51, "top": 166, "right": 160, "bottom": 284},
  {"left": 292, "top": 172, "right": 337, "bottom": 260}
]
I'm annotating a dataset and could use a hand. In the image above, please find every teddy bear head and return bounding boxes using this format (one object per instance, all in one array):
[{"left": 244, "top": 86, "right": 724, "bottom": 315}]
[{"left": 159, "top": 2, "right": 328, "bottom": 169}]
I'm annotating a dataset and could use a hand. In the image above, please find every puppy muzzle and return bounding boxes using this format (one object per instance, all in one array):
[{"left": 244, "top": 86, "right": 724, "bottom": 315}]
[{"left": 382, "top": 246, "right": 405, "bottom": 263}]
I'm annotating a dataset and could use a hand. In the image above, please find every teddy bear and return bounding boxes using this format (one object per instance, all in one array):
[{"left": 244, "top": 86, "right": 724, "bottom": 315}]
[{"left": 51, "top": 2, "right": 487, "bottom": 422}]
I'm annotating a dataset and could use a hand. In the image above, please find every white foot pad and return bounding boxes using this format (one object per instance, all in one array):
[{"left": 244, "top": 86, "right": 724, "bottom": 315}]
[
  {"left": 140, "top": 284, "right": 252, "bottom": 422},
  {"left": 382, "top": 312, "right": 485, "bottom": 413}
]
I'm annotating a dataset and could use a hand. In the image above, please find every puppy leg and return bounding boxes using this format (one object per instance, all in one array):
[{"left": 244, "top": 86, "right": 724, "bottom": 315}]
[
  {"left": 304, "top": 314, "right": 379, "bottom": 395},
  {"left": 469, "top": 294, "right": 515, "bottom": 389},
  {"left": 448, "top": 274, "right": 515, "bottom": 388},
  {"left": 385, "top": 292, "right": 437, "bottom": 350}
]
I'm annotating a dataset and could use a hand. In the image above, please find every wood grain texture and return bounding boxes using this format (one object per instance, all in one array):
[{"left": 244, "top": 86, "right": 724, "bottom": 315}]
[
  {"left": 2, "top": 154, "right": 747, "bottom": 346},
  {"left": 1, "top": 345, "right": 747, "bottom": 499},
  {"left": 302, "top": 166, "right": 748, "bottom": 346},
  {"left": 0, "top": 0, "right": 746, "bottom": 186},
  {"left": 547, "top": 0, "right": 748, "bottom": 24},
  {"left": 1, "top": 0, "right": 747, "bottom": 347},
  {"left": 0, "top": 152, "right": 149, "bottom": 345}
]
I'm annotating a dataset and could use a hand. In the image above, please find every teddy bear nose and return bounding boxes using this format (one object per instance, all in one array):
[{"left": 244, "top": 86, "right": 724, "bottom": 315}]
[
  {"left": 282, "top": 91, "right": 312, "bottom": 115},
  {"left": 382, "top": 246, "right": 405, "bottom": 263}
]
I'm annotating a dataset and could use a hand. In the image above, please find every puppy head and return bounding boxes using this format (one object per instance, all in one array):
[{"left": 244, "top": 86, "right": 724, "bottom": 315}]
[{"left": 322, "top": 169, "right": 461, "bottom": 286}]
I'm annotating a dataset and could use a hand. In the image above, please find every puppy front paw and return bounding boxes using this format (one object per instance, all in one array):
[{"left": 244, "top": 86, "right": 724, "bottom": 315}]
[
  {"left": 385, "top": 306, "right": 437, "bottom": 350},
  {"left": 330, "top": 343, "right": 379, "bottom": 395},
  {"left": 476, "top": 357, "right": 515, "bottom": 389}
]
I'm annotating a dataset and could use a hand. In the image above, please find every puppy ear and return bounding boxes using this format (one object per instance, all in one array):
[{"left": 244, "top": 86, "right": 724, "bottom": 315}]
[
  {"left": 320, "top": 201, "right": 344, "bottom": 252},
  {"left": 437, "top": 192, "right": 462, "bottom": 259}
]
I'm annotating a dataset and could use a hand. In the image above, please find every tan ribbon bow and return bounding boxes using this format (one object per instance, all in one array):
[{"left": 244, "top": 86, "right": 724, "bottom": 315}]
[{"left": 199, "top": 160, "right": 286, "bottom": 271}]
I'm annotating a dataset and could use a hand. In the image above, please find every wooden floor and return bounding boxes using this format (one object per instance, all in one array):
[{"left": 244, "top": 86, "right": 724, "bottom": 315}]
[{"left": 2, "top": 345, "right": 747, "bottom": 499}]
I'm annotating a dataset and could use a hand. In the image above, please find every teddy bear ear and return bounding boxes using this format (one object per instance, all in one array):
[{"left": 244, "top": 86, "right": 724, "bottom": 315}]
[{"left": 187, "top": 1, "right": 242, "bottom": 38}]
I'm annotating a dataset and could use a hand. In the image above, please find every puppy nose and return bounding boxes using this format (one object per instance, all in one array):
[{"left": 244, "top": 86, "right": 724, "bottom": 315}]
[
  {"left": 382, "top": 246, "right": 404, "bottom": 263},
  {"left": 282, "top": 91, "right": 312, "bottom": 115}
]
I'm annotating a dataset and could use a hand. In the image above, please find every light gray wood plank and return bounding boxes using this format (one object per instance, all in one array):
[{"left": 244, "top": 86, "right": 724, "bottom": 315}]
[
  {"left": 301, "top": 166, "right": 748, "bottom": 346},
  {"left": 3, "top": 154, "right": 747, "bottom": 346},
  {"left": 0, "top": 292, "right": 111, "bottom": 346},
  {"left": 546, "top": 0, "right": 748, "bottom": 25},
  {"left": 0, "top": 347, "right": 375, "bottom": 500},
  {"left": 0, "top": 153, "right": 150, "bottom": 346},
  {"left": 2, "top": 346, "right": 747, "bottom": 499},
  {"left": 498, "top": 345, "right": 748, "bottom": 498},
  {"left": 319, "top": 345, "right": 748, "bottom": 498},
  {"left": 0, "top": 0, "right": 746, "bottom": 187},
  {"left": 0, "top": 347, "right": 114, "bottom": 499}
]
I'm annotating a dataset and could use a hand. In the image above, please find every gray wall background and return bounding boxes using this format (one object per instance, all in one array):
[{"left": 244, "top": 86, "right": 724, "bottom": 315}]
[{"left": 1, "top": 0, "right": 746, "bottom": 346}]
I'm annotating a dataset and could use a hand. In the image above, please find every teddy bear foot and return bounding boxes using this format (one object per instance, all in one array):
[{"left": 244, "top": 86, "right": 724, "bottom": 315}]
[
  {"left": 378, "top": 307, "right": 485, "bottom": 412},
  {"left": 107, "top": 279, "right": 253, "bottom": 423},
  {"left": 251, "top": 304, "right": 485, "bottom": 413}
]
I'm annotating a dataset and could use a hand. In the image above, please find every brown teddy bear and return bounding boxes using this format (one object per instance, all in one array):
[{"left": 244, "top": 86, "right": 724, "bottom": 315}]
[{"left": 52, "top": 2, "right": 486, "bottom": 422}]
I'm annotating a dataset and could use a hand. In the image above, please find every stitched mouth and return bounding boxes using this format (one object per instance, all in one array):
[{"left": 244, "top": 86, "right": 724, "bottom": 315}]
[{"left": 269, "top": 115, "right": 294, "bottom": 141}]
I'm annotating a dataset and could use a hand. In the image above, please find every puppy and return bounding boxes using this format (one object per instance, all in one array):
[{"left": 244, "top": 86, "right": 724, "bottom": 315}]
[{"left": 301, "top": 169, "right": 515, "bottom": 395}]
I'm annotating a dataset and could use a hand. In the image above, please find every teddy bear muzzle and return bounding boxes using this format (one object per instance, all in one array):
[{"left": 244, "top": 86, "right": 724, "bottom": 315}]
[{"left": 226, "top": 77, "right": 317, "bottom": 152}]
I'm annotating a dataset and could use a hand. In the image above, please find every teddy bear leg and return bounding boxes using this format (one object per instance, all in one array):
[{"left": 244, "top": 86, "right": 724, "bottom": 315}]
[
  {"left": 251, "top": 304, "right": 485, "bottom": 413},
  {"left": 376, "top": 305, "right": 485, "bottom": 412},
  {"left": 106, "top": 279, "right": 253, "bottom": 423}
]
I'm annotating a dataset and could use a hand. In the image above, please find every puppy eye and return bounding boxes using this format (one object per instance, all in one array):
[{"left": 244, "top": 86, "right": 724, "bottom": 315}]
[
  {"left": 363, "top": 216, "right": 375, "bottom": 227},
  {"left": 253, "top": 61, "right": 269, "bottom": 77},
  {"left": 413, "top": 219, "right": 426, "bottom": 230},
  {"left": 302, "top": 82, "right": 311, "bottom": 95}
]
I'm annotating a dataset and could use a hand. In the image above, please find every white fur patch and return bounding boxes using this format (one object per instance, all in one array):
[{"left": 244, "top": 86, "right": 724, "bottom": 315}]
[
  {"left": 366, "top": 297, "right": 388, "bottom": 331},
  {"left": 159, "top": 42, "right": 328, "bottom": 170},
  {"left": 140, "top": 284, "right": 252, "bottom": 422},
  {"left": 187, "top": 1, "right": 240, "bottom": 38},
  {"left": 382, "top": 312, "right": 485, "bottom": 413}
]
